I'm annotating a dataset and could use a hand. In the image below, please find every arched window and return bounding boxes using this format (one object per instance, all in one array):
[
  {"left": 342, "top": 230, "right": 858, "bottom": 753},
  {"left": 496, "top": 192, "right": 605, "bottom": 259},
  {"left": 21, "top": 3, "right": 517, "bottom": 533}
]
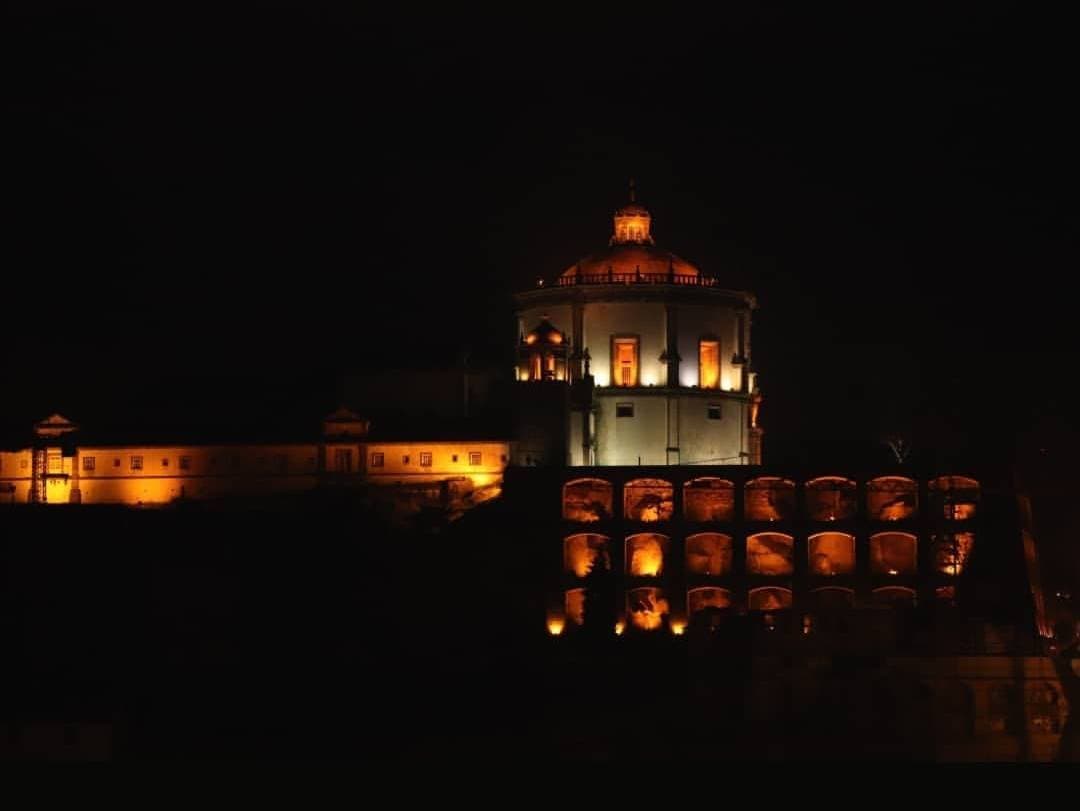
[
  {"left": 745, "top": 477, "right": 796, "bottom": 521},
  {"left": 625, "top": 533, "right": 668, "bottom": 577},
  {"left": 747, "top": 532, "right": 794, "bottom": 575},
  {"left": 932, "top": 532, "right": 975, "bottom": 575},
  {"left": 808, "top": 532, "right": 855, "bottom": 575},
  {"left": 867, "top": 476, "right": 918, "bottom": 521},
  {"left": 872, "top": 586, "right": 917, "bottom": 607},
  {"left": 870, "top": 532, "right": 918, "bottom": 575},
  {"left": 565, "top": 588, "right": 585, "bottom": 627},
  {"left": 626, "top": 587, "right": 669, "bottom": 631},
  {"left": 562, "top": 478, "right": 613, "bottom": 522},
  {"left": 685, "top": 533, "right": 733, "bottom": 575},
  {"left": 563, "top": 533, "right": 610, "bottom": 577},
  {"left": 687, "top": 587, "right": 733, "bottom": 616},
  {"left": 683, "top": 477, "right": 734, "bottom": 521},
  {"left": 805, "top": 477, "right": 857, "bottom": 521},
  {"left": 929, "top": 475, "right": 980, "bottom": 520},
  {"left": 623, "top": 478, "right": 674, "bottom": 522},
  {"left": 749, "top": 587, "right": 792, "bottom": 611}
]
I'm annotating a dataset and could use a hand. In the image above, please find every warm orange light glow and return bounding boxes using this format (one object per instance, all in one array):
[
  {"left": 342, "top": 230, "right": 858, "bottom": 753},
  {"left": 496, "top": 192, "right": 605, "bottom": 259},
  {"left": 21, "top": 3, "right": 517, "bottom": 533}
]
[
  {"left": 623, "top": 478, "right": 674, "bottom": 521},
  {"left": 627, "top": 588, "right": 670, "bottom": 630},
  {"left": 870, "top": 532, "right": 918, "bottom": 574},
  {"left": 547, "top": 618, "right": 565, "bottom": 636},
  {"left": 564, "top": 534, "right": 610, "bottom": 577},
  {"left": 808, "top": 532, "right": 855, "bottom": 575},
  {"left": 699, "top": 340, "right": 719, "bottom": 389},
  {"left": 671, "top": 621, "right": 686, "bottom": 636},
  {"left": 746, "top": 533, "right": 794, "bottom": 575},
  {"left": 614, "top": 620, "right": 625, "bottom": 635},
  {"left": 935, "top": 532, "right": 974, "bottom": 576},
  {"left": 626, "top": 534, "right": 666, "bottom": 576},
  {"left": 613, "top": 338, "right": 638, "bottom": 387},
  {"left": 685, "top": 533, "right": 733, "bottom": 575},
  {"left": 525, "top": 333, "right": 537, "bottom": 344}
]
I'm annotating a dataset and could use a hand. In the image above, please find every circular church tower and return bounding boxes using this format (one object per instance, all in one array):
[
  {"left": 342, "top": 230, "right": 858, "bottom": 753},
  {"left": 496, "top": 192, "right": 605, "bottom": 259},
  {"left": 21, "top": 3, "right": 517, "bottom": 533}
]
[{"left": 513, "top": 185, "right": 762, "bottom": 467}]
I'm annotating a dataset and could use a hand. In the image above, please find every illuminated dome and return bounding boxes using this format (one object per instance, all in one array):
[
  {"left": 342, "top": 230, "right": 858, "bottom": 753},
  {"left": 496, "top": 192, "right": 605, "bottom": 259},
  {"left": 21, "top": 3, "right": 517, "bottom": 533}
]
[{"left": 560, "top": 182, "right": 701, "bottom": 282}]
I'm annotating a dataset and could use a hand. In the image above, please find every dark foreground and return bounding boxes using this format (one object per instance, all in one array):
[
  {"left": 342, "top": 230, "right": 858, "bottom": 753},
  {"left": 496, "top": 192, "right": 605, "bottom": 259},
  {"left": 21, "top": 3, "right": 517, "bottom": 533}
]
[{"left": 2, "top": 496, "right": 1075, "bottom": 760}]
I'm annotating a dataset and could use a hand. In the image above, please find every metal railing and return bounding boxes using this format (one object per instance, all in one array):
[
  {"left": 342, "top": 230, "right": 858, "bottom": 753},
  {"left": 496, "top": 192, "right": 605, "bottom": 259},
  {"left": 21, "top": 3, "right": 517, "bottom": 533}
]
[{"left": 554, "top": 271, "right": 722, "bottom": 288}]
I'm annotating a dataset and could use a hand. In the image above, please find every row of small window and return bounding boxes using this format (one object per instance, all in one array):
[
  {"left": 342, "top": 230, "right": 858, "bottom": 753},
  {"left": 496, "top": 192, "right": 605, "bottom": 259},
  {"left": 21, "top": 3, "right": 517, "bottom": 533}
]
[
  {"left": 81, "top": 455, "right": 305, "bottom": 472},
  {"left": 369, "top": 451, "right": 484, "bottom": 468},
  {"left": 616, "top": 403, "right": 722, "bottom": 420},
  {"left": 564, "top": 531, "right": 974, "bottom": 578}
]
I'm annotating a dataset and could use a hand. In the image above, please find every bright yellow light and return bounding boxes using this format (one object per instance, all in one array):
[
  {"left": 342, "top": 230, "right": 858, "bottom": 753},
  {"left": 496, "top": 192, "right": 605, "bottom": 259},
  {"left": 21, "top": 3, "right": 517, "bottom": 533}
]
[
  {"left": 671, "top": 621, "right": 686, "bottom": 636},
  {"left": 720, "top": 374, "right": 732, "bottom": 391},
  {"left": 525, "top": 334, "right": 537, "bottom": 344},
  {"left": 614, "top": 621, "right": 625, "bottom": 635},
  {"left": 547, "top": 618, "right": 565, "bottom": 636}
]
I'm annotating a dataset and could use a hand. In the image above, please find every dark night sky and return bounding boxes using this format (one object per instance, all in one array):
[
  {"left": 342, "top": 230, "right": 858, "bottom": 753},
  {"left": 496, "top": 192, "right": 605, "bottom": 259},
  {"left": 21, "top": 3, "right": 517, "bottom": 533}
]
[{"left": 7, "top": 6, "right": 1078, "bottom": 580}]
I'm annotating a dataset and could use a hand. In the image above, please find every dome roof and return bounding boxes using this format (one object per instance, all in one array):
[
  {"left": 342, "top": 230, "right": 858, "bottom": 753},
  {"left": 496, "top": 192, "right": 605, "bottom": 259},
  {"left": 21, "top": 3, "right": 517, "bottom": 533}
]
[{"left": 560, "top": 243, "right": 700, "bottom": 281}]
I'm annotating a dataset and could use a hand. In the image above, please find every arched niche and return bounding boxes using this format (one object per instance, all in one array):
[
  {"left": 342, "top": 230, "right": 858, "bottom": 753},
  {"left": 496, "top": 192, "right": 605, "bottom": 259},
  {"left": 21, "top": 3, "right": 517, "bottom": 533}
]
[
  {"left": 625, "top": 533, "right": 668, "bottom": 577},
  {"left": 562, "top": 478, "right": 613, "bottom": 522},
  {"left": 687, "top": 587, "right": 733, "bottom": 615},
  {"left": 808, "top": 586, "right": 855, "bottom": 610},
  {"left": 685, "top": 532, "right": 733, "bottom": 576},
  {"left": 745, "top": 477, "right": 796, "bottom": 521},
  {"left": 748, "top": 587, "right": 792, "bottom": 611},
  {"left": 929, "top": 475, "right": 980, "bottom": 520},
  {"left": 805, "top": 476, "right": 857, "bottom": 521},
  {"left": 746, "top": 532, "right": 794, "bottom": 576},
  {"left": 872, "top": 586, "right": 917, "bottom": 607},
  {"left": 563, "top": 533, "right": 610, "bottom": 577},
  {"left": 808, "top": 532, "right": 855, "bottom": 575},
  {"left": 565, "top": 588, "right": 585, "bottom": 626},
  {"left": 870, "top": 532, "right": 918, "bottom": 575},
  {"left": 626, "top": 587, "right": 670, "bottom": 631},
  {"left": 623, "top": 478, "right": 674, "bottom": 522},
  {"left": 932, "top": 532, "right": 975, "bottom": 575},
  {"left": 683, "top": 477, "right": 734, "bottom": 522},
  {"left": 867, "top": 476, "right": 918, "bottom": 521}
]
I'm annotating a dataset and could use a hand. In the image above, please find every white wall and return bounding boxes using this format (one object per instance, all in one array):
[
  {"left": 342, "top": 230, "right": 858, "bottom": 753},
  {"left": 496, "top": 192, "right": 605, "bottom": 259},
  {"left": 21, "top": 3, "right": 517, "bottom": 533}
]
[
  {"left": 583, "top": 301, "right": 667, "bottom": 387},
  {"left": 676, "top": 304, "right": 741, "bottom": 391}
]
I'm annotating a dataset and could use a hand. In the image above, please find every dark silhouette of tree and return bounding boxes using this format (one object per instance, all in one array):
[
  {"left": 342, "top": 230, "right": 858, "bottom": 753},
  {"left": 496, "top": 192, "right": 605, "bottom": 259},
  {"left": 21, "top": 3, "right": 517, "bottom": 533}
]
[{"left": 580, "top": 547, "right": 616, "bottom": 640}]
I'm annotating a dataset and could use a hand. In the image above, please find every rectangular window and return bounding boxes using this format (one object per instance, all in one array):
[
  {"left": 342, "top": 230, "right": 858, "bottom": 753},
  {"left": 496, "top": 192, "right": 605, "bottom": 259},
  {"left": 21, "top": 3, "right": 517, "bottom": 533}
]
[
  {"left": 402, "top": 454, "right": 410, "bottom": 465},
  {"left": 699, "top": 339, "right": 720, "bottom": 389},
  {"left": 82, "top": 456, "right": 96, "bottom": 471},
  {"left": 420, "top": 452, "right": 432, "bottom": 467},
  {"left": 179, "top": 456, "right": 191, "bottom": 471},
  {"left": 469, "top": 452, "right": 481, "bottom": 466},
  {"left": 613, "top": 337, "right": 639, "bottom": 387},
  {"left": 161, "top": 458, "right": 169, "bottom": 467},
  {"left": 130, "top": 456, "right": 143, "bottom": 471},
  {"left": 616, "top": 402, "right": 634, "bottom": 418},
  {"left": 370, "top": 452, "right": 384, "bottom": 468},
  {"left": 707, "top": 403, "right": 722, "bottom": 420},
  {"left": 113, "top": 458, "right": 121, "bottom": 468}
]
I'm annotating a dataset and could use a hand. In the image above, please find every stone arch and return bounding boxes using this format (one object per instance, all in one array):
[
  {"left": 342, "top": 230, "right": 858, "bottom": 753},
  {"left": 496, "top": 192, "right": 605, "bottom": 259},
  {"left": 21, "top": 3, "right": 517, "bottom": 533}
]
[
  {"left": 625, "top": 533, "right": 668, "bottom": 577},
  {"left": 683, "top": 477, "right": 734, "bottom": 521},
  {"left": 623, "top": 478, "right": 674, "bottom": 522},
  {"left": 746, "top": 532, "right": 794, "bottom": 575},
  {"left": 749, "top": 586, "right": 792, "bottom": 611},
  {"left": 626, "top": 587, "right": 670, "bottom": 631},
  {"left": 805, "top": 476, "right": 857, "bottom": 521},
  {"left": 872, "top": 586, "right": 917, "bottom": 607},
  {"left": 867, "top": 476, "right": 918, "bottom": 521},
  {"left": 563, "top": 533, "right": 610, "bottom": 577},
  {"left": 870, "top": 531, "right": 918, "bottom": 575},
  {"left": 562, "top": 478, "right": 613, "bottom": 522},
  {"left": 685, "top": 532, "right": 733, "bottom": 575},
  {"left": 565, "top": 588, "right": 586, "bottom": 627},
  {"left": 687, "top": 587, "right": 733, "bottom": 616},
  {"left": 929, "top": 475, "right": 980, "bottom": 520},
  {"left": 808, "top": 532, "right": 855, "bottom": 575},
  {"left": 745, "top": 477, "right": 796, "bottom": 521}
]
